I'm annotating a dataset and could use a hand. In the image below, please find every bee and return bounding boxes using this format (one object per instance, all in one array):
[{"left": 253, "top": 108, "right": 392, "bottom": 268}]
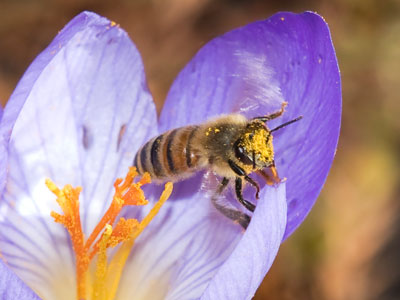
[{"left": 133, "top": 102, "right": 302, "bottom": 228}]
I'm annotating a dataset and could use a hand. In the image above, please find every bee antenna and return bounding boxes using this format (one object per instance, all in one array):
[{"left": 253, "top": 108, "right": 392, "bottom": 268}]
[{"left": 270, "top": 116, "right": 303, "bottom": 133}]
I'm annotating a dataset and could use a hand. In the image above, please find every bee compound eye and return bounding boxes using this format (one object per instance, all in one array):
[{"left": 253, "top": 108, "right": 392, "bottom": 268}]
[{"left": 234, "top": 141, "right": 253, "bottom": 166}]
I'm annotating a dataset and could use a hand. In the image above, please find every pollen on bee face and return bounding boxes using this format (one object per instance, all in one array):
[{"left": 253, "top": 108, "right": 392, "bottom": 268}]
[
  {"left": 46, "top": 167, "right": 173, "bottom": 300},
  {"left": 241, "top": 129, "right": 274, "bottom": 163}
]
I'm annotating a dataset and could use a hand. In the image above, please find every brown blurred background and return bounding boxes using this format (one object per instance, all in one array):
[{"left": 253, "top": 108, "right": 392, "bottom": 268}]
[{"left": 1, "top": 0, "right": 399, "bottom": 299}]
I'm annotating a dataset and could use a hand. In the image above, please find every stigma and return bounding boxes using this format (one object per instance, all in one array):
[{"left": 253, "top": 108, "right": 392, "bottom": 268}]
[{"left": 46, "top": 167, "right": 173, "bottom": 300}]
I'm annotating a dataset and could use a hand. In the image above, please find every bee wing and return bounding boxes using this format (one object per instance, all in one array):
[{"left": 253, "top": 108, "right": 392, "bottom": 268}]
[
  {"left": 200, "top": 171, "right": 221, "bottom": 199},
  {"left": 201, "top": 171, "right": 242, "bottom": 210}
]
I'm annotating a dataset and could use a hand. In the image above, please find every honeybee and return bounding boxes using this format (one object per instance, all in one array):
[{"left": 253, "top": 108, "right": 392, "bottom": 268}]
[{"left": 134, "top": 102, "right": 302, "bottom": 228}]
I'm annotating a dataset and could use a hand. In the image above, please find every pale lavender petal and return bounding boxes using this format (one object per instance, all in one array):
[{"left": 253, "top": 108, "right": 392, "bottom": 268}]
[
  {"left": 160, "top": 12, "right": 341, "bottom": 238},
  {"left": 0, "top": 260, "right": 39, "bottom": 299},
  {"left": 0, "top": 11, "right": 157, "bottom": 298}
]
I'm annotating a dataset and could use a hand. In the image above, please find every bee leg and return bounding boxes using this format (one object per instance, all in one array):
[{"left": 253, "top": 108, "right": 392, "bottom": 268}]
[
  {"left": 211, "top": 177, "right": 251, "bottom": 229},
  {"left": 236, "top": 213, "right": 251, "bottom": 230},
  {"left": 216, "top": 177, "right": 230, "bottom": 195},
  {"left": 243, "top": 175, "right": 260, "bottom": 200},
  {"left": 252, "top": 102, "right": 287, "bottom": 123},
  {"left": 235, "top": 177, "right": 256, "bottom": 212},
  {"left": 228, "top": 159, "right": 256, "bottom": 212}
]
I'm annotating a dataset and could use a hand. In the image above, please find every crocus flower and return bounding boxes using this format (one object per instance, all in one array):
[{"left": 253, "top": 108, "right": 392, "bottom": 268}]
[{"left": 0, "top": 11, "right": 341, "bottom": 300}]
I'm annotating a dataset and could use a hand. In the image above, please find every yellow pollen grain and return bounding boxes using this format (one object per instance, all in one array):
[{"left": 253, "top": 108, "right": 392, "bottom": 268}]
[
  {"left": 206, "top": 127, "right": 220, "bottom": 135},
  {"left": 281, "top": 17, "right": 285, "bottom": 21}
]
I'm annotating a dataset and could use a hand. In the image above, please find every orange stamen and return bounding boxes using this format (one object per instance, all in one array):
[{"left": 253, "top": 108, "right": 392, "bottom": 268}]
[
  {"left": 46, "top": 181, "right": 89, "bottom": 299},
  {"left": 47, "top": 167, "right": 172, "bottom": 300}
]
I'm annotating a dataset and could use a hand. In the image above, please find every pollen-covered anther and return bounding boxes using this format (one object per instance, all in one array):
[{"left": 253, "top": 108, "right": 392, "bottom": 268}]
[
  {"left": 85, "top": 167, "right": 149, "bottom": 251},
  {"left": 122, "top": 185, "right": 148, "bottom": 206},
  {"left": 89, "top": 218, "right": 139, "bottom": 259},
  {"left": 108, "top": 218, "right": 139, "bottom": 247},
  {"left": 45, "top": 179, "right": 61, "bottom": 196}
]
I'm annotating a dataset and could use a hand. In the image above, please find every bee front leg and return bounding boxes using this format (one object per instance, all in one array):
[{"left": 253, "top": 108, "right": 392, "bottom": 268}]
[
  {"left": 211, "top": 177, "right": 251, "bottom": 229},
  {"left": 243, "top": 175, "right": 260, "bottom": 199},
  {"left": 228, "top": 159, "right": 257, "bottom": 211},
  {"left": 251, "top": 102, "right": 287, "bottom": 123},
  {"left": 235, "top": 177, "right": 256, "bottom": 212}
]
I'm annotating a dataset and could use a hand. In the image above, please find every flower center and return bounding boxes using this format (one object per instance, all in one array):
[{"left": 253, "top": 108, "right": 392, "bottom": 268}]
[{"left": 45, "top": 167, "right": 173, "bottom": 300}]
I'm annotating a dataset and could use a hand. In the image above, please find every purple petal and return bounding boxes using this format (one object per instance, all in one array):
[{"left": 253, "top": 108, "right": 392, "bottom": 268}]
[
  {"left": 160, "top": 12, "right": 341, "bottom": 238},
  {"left": 0, "top": 260, "right": 39, "bottom": 299},
  {"left": 0, "top": 11, "right": 157, "bottom": 298}
]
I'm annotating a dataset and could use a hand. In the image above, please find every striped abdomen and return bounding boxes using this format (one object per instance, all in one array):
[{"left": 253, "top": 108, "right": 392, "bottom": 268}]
[{"left": 133, "top": 126, "right": 202, "bottom": 181}]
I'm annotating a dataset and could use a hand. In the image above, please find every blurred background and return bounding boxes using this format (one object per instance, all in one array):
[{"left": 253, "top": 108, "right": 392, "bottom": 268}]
[{"left": 0, "top": 0, "right": 399, "bottom": 299}]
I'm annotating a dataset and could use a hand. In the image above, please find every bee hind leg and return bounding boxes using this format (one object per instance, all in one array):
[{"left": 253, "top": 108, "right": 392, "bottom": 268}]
[{"left": 211, "top": 177, "right": 251, "bottom": 229}]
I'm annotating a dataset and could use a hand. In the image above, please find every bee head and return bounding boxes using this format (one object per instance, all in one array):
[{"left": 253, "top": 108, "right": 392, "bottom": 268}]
[
  {"left": 234, "top": 121, "right": 274, "bottom": 169},
  {"left": 233, "top": 115, "right": 303, "bottom": 169}
]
